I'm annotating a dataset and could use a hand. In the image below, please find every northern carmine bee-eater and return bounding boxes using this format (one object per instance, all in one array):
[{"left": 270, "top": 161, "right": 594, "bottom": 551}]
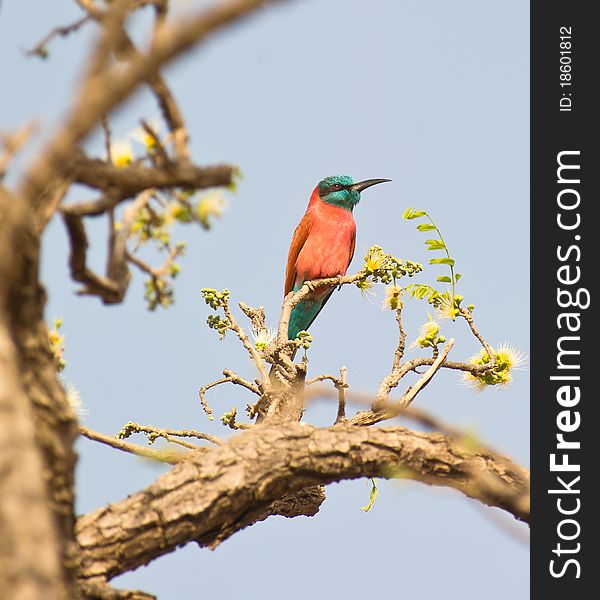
[{"left": 284, "top": 174, "right": 391, "bottom": 340}]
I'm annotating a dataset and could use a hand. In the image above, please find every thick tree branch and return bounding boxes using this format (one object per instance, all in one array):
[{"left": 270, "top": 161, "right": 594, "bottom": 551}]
[
  {"left": 70, "top": 154, "right": 234, "bottom": 202},
  {"left": 76, "top": 422, "right": 529, "bottom": 585}
]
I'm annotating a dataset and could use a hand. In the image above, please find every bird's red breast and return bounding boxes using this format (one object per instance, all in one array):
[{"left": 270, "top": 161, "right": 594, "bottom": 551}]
[{"left": 284, "top": 186, "right": 356, "bottom": 295}]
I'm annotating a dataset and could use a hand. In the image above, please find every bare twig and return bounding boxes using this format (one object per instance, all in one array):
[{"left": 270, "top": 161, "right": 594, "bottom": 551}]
[
  {"left": 118, "top": 422, "right": 222, "bottom": 448},
  {"left": 100, "top": 115, "right": 113, "bottom": 165},
  {"left": 79, "top": 425, "right": 187, "bottom": 464},
  {"left": 198, "top": 367, "right": 262, "bottom": 425},
  {"left": 460, "top": 308, "right": 496, "bottom": 367},
  {"left": 397, "top": 338, "right": 455, "bottom": 408},
  {"left": 335, "top": 366, "right": 348, "bottom": 424},
  {"left": 25, "top": 15, "right": 91, "bottom": 58},
  {"left": 222, "top": 300, "right": 271, "bottom": 390},
  {"left": 140, "top": 119, "right": 169, "bottom": 165},
  {"left": 305, "top": 370, "right": 348, "bottom": 423},
  {"left": 222, "top": 369, "right": 261, "bottom": 396},
  {"left": 199, "top": 376, "right": 233, "bottom": 420},
  {"left": 391, "top": 306, "right": 408, "bottom": 371},
  {"left": 305, "top": 374, "right": 343, "bottom": 387}
]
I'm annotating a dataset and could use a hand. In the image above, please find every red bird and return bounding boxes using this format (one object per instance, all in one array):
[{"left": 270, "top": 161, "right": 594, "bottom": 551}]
[{"left": 284, "top": 174, "right": 390, "bottom": 340}]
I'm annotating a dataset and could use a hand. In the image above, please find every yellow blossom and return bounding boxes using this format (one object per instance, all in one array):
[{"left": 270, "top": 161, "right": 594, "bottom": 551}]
[
  {"left": 356, "top": 279, "right": 375, "bottom": 301},
  {"left": 109, "top": 139, "right": 134, "bottom": 168},
  {"left": 434, "top": 293, "right": 458, "bottom": 320},
  {"left": 364, "top": 245, "right": 388, "bottom": 272},
  {"left": 462, "top": 343, "right": 526, "bottom": 391},
  {"left": 48, "top": 318, "right": 66, "bottom": 372},
  {"left": 411, "top": 317, "right": 441, "bottom": 349}
]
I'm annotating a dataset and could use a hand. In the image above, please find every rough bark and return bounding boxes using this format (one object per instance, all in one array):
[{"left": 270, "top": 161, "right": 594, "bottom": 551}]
[
  {"left": 0, "top": 200, "right": 78, "bottom": 598},
  {"left": 76, "top": 422, "right": 530, "bottom": 586}
]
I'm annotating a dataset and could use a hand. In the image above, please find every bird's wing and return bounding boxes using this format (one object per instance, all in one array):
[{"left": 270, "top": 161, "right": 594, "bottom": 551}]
[
  {"left": 348, "top": 228, "right": 356, "bottom": 267},
  {"left": 284, "top": 212, "right": 312, "bottom": 295}
]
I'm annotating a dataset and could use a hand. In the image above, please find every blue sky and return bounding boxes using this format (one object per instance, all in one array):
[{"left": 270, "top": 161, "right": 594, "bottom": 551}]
[{"left": 1, "top": 1, "right": 529, "bottom": 597}]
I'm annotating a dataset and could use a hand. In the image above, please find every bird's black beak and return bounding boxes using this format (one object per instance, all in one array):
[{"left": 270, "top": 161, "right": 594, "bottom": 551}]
[{"left": 349, "top": 178, "right": 392, "bottom": 193}]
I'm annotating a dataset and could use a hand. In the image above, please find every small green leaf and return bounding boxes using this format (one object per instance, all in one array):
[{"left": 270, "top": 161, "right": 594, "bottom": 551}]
[
  {"left": 425, "top": 239, "right": 446, "bottom": 250},
  {"left": 455, "top": 273, "right": 462, "bottom": 282},
  {"left": 416, "top": 224, "right": 437, "bottom": 231},
  {"left": 403, "top": 208, "right": 413, "bottom": 219},
  {"left": 360, "top": 478, "right": 379, "bottom": 512},
  {"left": 406, "top": 210, "right": 426, "bottom": 220},
  {"left": 429, "top": 257, "right": 455, "bottom": 266},
  {"left": 436, "top": 276, "right": 452, "bottom": 283}
]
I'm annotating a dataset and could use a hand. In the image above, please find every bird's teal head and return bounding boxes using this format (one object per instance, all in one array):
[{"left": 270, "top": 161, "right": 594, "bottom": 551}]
[{"left": 317, "top": 174, "right": 391, "bottom": 211}]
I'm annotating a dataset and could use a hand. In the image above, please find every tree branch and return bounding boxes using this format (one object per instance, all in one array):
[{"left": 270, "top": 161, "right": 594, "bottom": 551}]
[
  {"left": 19, "top": 0, "right": 289, "bottom": 211},
  {"left": 70, "top": 154, "right": 233, "bottom": 202},
  {"left": 76, "top": 422, "right": 529, "bottom": 586}
]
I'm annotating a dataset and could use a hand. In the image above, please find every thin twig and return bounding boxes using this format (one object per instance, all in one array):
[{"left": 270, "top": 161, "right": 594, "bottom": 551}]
[
  {"left": 118, "top": 422, "right": 222, "bottom": 448},
  {"left": 100, "top": 115, "right": 113, "bottom": 164},
  {"left": 461, "top": 308, "right": 496, "bottom": 367},
  {"left": 305, "top": 374, "right": 342, "bottom": 387},
  {"left": 79, "top": 425, "right": 186, "bottom": 464},
  {"left": 222, "top": 300, "right": 271, "bottom": 390},
  {"left": 198, "top": 368, "right": 262, "bottom": 421},
  {"left": 140, "top": 118, "right": 170, "bottom": 164},
  {"left": 126, "top": 243, "right": 180, "bottom": 283},
  {"left": 25, "top": 15, "right": 91, "bottom": 58},
  {"left": 397, "top": 339, "right": 455, "bottom": 408},
  {"left": 222, "top": 369, "right": 261, "bottom": 395},
  {"left": 335, "top": 366, "right": 348, "bottom": 424},
  {"left": 391, "top": 306, "right": 407, "bottom": 371}
]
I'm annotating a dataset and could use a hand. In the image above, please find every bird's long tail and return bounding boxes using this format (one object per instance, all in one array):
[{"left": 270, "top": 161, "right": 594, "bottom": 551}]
[{"left": 288, "top": 295, "right": 328, "bottom": 340}]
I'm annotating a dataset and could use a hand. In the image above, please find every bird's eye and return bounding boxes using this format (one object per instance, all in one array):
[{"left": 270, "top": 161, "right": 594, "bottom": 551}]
[{"left": 332, "top": 183, "right": 342, "bottom": 191}]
